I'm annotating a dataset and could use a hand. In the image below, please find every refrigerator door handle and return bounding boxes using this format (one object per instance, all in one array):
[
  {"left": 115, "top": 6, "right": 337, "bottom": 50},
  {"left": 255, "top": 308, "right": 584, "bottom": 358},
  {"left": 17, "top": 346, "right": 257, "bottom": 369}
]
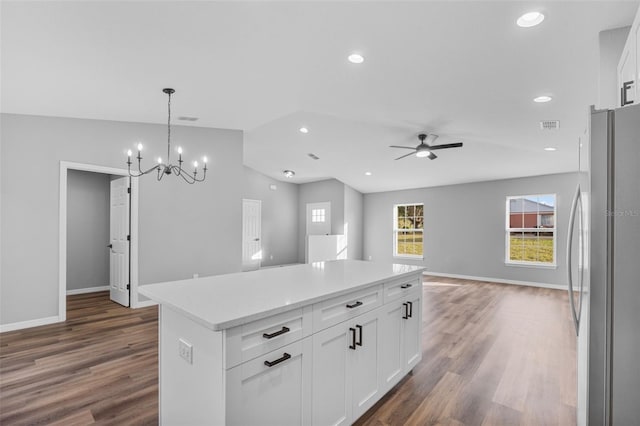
[{"left": 566, "top": 183, "right": 582, "bottom": 335}]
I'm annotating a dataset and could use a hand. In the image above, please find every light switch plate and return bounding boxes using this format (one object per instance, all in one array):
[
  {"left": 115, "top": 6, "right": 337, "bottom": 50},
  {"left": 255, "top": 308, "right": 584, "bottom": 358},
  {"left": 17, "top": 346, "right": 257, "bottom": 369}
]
[{"left": 178, "top": 338, "right": 193, "bottom": 364}]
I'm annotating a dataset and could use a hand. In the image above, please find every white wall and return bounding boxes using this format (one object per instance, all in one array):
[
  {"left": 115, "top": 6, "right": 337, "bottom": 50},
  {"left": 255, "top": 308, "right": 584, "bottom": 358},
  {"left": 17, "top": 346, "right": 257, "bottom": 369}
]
[
  {"left": 66, "top": 170, "right": 110, "bottom": 292},
  {"left": 1, "top": 113, "right": 243, "bottom": 326},
  {"left": 243, "top": 166, "right": 299, "bottom": 267},
  {"left": 364, "top": 172, "right": 579, "bottom": 286}
]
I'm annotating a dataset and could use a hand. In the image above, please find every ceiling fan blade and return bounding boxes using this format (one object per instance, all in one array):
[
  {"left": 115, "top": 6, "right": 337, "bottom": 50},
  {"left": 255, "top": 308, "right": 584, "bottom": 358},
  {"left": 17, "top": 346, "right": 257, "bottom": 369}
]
[
  {"left": 428, "top": 142, "right": 463, "bottom": 150},
  {"left": 394, "top": 151, "right": 416, "bottom": 160},
  {"left": 389, "top": 145, "right": 417, "bottom": 150},
  {"left": 428, "top": 152, "right": 438, "bottom": 160}
]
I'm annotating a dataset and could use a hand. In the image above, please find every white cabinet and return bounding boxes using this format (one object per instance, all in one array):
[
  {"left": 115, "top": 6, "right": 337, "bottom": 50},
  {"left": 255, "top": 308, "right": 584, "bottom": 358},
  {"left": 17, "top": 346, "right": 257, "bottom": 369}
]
[
  {"left": 146, "top": 263, "right": 424, "bottom": 426},
  {"left": 380, "top": 289, "right": 422, "bottom": 393},
  {"left": 311, "top": 320, "right": 351, "bottom": 426},
  {"left": 311, "top": 308, "right": 382, "bottom": 425},
  {"left": 618, "top": 7, "right": 640, "bottom": 107},
  {"left": 227, "top": 337, "right": 312, "bottom": 426}
]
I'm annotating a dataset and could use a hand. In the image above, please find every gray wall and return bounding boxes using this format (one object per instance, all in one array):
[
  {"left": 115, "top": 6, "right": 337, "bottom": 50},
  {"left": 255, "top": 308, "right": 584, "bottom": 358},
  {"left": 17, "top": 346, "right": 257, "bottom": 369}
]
[
  {"left": 363, "top": 172, "right": 579, "bottom": 286},
  {"left": 344, "top": 184, "right": 364, "bottom": 260},
  {"left": 243, "top": 166, "right": 299, "bottom": 267},
  {"left": 66, "top": 170, "right": 110, "bottom": 291},
  {"left": 1, "top": 113, "right": 243, "bottom": 326},
  {"left": 297, "top": 179, "right": 345, "bottom": 263}
]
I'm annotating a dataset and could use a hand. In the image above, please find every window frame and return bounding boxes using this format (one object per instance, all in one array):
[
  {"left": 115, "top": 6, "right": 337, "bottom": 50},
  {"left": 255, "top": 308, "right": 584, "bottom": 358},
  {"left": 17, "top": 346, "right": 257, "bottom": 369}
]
[
  {"left": 393, "top": 203, "right": 424, "bottom": 259},
  {"left": 311, "top": 208, "right": 326, "bottom": 223},
  {"left": 505, "top": 194, "right": 557, "bottom": 268}
]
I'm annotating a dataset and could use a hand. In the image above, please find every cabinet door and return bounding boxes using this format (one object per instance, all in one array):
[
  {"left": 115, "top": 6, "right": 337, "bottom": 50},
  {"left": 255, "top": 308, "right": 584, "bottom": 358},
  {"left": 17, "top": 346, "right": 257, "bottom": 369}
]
[
  {"left": 379, "top": 299, "right": 405, "bottom": 392},
  {"left": 618, "top": 44, "right": 636, "bottom": 106},
  {"left": 312, "top": 322, "right": 351, "bottom": 426},
  {"left": 227, "top": 337, "right": 312, "bottom": 426},
  {"left": 350, "top": 309, "right": 382, "bottom": 420},
  {"left": 403, "top": 291, "right": 422, "bottom": 371}
]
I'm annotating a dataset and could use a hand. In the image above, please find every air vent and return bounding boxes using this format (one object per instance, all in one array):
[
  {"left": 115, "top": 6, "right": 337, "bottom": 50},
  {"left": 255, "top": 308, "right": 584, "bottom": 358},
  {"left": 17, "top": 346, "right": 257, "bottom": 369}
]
[
  {"left": 540, "top": 120, "right": 560, "bottom": 130},
  {"left": 308, "top": 153, "right": 320, "bottom": 160},
  {"left": 178, "top": 116, "right": 199, "bottom": 122}
]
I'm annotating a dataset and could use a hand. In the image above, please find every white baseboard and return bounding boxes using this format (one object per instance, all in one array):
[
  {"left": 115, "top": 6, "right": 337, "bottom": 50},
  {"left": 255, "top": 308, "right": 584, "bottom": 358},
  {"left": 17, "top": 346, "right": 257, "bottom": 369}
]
[
  {"left": 0, "top": 315, "right": 62, "bottom": 333},
  {"left": 134, "top": 300, "right": 158, "bottom": 308},
  {"left": 66, "top": 286, "right": 109, "bottom": 295},
  {"left": 423, "top": 271, "right": 568, "bottom": 291}
]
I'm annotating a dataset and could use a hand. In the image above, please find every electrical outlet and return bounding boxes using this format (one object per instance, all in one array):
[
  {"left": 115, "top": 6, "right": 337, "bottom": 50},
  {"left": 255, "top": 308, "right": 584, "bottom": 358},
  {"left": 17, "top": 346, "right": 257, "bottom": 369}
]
[
  {"left": 193, "top": 273, "right": 199, "bottom": 279},
  {"left": 368, "top": 255, "right": 372, "bottom": 260},
  {"left": 178, "top": 338, "right": 193, "bottom": 364}
]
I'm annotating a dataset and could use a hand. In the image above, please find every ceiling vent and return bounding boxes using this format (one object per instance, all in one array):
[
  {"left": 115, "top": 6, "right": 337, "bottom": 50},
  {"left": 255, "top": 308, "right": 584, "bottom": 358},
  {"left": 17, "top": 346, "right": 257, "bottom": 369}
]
[
  {"left": 178, "top": 116, "right": 199, "bottom": 122},
  {"left": 540, "top": 120, "right": 560, "bottom": 130},
  {"left": 308, "top": 153, "right": 320, "bottom": 160}
]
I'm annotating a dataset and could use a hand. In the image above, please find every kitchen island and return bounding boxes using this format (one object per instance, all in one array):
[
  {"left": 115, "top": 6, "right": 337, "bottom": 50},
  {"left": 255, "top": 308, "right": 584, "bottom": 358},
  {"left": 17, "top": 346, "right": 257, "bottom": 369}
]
[{"left": 140, "top": 260, "right": 424, "bottom": 425}]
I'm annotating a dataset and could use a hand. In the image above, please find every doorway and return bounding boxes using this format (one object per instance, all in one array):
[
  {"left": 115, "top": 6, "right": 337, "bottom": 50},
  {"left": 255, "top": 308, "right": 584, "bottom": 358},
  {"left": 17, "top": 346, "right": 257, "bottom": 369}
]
[
  {"left": 59, "top": 162, "right": 140, "bottom": 322},
  {"left": 242, "top": 199, "right": 262, "bottom": 271}
]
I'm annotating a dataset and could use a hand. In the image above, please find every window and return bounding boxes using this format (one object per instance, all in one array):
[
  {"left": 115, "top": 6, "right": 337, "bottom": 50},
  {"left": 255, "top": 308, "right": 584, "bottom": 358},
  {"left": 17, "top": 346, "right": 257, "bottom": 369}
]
[
  {"left": 394, "top": 203, "right": 424, "bottom": 258},
  {"left": 311, "top": 208, "right": 326, "bottom": 223},
  {"left": 506, "top": 194, "right": 556, "bottom": 266}
]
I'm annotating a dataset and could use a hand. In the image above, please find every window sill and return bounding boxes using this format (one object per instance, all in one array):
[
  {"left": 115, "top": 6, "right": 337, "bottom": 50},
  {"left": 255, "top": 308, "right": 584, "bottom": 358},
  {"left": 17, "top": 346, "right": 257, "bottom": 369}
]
[
  {"left": 394, "top": 255, "right": 424, "bottom": 261},
  {"left": 505, "top": 261, "right": 557, "bottom": 270}
]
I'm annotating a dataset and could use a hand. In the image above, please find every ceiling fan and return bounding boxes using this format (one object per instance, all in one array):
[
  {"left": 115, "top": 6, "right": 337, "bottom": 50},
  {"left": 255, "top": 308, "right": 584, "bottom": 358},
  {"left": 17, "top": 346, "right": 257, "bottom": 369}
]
[{"left": 390, "top": 133, "right": 463, "bottom": 160}]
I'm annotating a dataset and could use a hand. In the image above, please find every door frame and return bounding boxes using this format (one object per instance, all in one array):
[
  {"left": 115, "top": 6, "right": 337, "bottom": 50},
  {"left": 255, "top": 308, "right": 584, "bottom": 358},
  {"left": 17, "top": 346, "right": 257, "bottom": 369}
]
[
  {"left": 58, "top": 161, "right": 140, "bottom": 322},
  {"left": 241, "top": 198, "right": 262, "bottom": 271}
]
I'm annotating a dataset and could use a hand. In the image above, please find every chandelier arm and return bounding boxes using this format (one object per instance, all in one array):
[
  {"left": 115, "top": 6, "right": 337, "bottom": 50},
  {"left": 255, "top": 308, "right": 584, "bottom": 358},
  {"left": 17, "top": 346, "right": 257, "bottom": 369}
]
[
  {"left": 194, "top": 169, "right": 207, "bottom": 182},
  {"left": 173, "top": 165, "right": 196, "bottom": 184}
]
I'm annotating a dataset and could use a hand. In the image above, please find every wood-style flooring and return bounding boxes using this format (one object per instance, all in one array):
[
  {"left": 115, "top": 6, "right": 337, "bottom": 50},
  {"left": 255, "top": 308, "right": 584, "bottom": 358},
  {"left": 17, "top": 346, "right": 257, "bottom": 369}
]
[
  {"left": 355, "top": 277, "right": 576, "bottom": 426},
  {"left": 0, "top": 292, "right": 158, "bottom": 425},
  {"left": 0, "top": 278, "right": 576, "bottom": 425}
]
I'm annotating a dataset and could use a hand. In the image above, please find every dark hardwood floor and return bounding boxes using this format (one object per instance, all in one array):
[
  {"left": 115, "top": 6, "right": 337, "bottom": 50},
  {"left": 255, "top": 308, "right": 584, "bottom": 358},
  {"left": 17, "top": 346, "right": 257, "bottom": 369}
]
[
  {"left": 0, "top": 292, "right": 158, "bottom": 425},
  {"left": 355, "top": 277, "right": 576, "bottom": 426},
  {"left": 0, "top": 278, "right": 576, "bottom": 425}
]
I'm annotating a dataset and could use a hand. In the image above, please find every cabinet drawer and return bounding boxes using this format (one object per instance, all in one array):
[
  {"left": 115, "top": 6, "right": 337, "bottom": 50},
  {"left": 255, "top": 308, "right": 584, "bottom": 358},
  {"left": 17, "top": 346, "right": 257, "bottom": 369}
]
[
  {"left": 226, "top": 337, "right": 312, "bottom": 426},
  {"left": 226, "top": 307, "right": 312, "bottom": 369},
  {"left": 312, "top": 285, "right": 382, "bottom": 333},
  {"left": 383, "top": 277, "right": 421, "bottom": 303}
]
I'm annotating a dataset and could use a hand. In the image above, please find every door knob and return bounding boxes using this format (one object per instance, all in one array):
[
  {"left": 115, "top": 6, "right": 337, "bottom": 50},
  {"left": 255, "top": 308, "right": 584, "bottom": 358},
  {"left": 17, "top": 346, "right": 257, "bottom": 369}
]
[
  {"left": 254, "top": 238, "right": 260, "bottom": 241},
  {"left": 107, "top": 244, "right": 113, "bottom": 248}
]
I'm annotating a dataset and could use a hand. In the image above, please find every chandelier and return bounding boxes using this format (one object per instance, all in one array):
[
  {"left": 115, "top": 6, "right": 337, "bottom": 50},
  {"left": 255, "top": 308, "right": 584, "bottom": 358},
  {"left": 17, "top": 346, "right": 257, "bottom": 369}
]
[{"left": 127, "top": 88, "right": 207, "bottom": 184}]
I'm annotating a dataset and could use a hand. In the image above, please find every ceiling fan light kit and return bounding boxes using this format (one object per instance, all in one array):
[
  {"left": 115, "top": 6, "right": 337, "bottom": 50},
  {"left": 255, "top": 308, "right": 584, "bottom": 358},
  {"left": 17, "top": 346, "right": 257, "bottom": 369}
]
[
  {"left": 390, "top": 133, "right": 463, "bottom": 161},
  {"left": 126, "top": 88, "right": 208, "bottom": 184}
]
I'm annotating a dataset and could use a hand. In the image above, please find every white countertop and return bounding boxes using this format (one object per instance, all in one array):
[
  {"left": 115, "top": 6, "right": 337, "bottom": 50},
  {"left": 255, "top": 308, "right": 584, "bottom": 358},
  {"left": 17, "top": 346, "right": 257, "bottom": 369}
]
[{"left": 139, "top": 260, "right": 424, "bottom": 331}]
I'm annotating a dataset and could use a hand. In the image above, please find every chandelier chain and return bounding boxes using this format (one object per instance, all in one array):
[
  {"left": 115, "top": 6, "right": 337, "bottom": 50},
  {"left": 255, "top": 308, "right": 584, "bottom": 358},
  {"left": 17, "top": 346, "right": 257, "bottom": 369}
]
[{"left": 167, "top": 91, "right": 171, "bottom": 164}]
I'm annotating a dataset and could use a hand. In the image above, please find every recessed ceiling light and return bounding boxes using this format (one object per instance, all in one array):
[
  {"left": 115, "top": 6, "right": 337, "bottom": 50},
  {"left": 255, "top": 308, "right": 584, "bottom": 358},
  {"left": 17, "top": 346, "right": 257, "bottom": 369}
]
[
  {"left": 544, "top": 147, "right": 557, "bottom": 152},
  {"left": 365, "top": 172, "right": 372, "bottom": 176},
  {"left": 348, "top": 53, "right": 364, "bottom": 64},
  {"left": 517, "top": 11, "right": 545, "bottom": 28},
  {"left": 283, "top": 170, "right": 295, "bottom": 178},
  {"left": 299, "top": 127, "right": 309, "bottom": 134},
  {"left": 534, "top": 95, "right": 553, "bottom": 103}
]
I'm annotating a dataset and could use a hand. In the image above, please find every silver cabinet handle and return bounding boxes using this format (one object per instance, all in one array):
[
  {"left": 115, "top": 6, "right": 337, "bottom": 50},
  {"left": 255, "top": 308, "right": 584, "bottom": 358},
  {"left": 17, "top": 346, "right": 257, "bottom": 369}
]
[{"left": 566, "top": 183, "right": 583, "bottom": 336}]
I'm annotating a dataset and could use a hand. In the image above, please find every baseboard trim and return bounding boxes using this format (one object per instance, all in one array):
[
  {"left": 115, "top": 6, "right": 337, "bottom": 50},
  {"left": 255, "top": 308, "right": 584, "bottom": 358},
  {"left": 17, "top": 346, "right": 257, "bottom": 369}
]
[
  {"left": 66, "top": 286, "right": 109, "bottom": 295},
  {"left": 0, "top": 315, "right": 62, "bottom": 333},
  {"left": 423, "top": 271, "right": 568, "bottom": 291},
  {"left": 134, "top": 300, "right": 158, "bottom": 308}
]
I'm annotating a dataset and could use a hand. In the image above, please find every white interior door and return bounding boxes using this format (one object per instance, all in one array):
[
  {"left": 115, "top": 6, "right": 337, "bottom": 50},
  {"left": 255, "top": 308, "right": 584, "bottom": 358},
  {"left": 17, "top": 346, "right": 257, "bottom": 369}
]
[
  {"left": 306, "top": 202, "right": 331, "bottom": 235},
  {"left": 242, "top": 199, "right": 262, "bottom": 271},
  {"left": 109, "top": 177, "right": 130, "bottom": 307}
]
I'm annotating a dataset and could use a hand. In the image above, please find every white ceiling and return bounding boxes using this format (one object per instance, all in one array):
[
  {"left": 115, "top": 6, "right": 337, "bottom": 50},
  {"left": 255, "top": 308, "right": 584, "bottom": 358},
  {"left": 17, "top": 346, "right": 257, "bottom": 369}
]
[{"left": 2, "top": 1, "right": 637, "bottom": 193}]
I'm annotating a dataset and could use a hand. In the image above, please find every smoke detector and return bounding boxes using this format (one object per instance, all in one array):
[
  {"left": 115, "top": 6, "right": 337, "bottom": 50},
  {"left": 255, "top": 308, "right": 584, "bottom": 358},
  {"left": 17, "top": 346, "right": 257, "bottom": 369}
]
[{"left": 540, "top": 120, "right": 560, "bottom": 130}]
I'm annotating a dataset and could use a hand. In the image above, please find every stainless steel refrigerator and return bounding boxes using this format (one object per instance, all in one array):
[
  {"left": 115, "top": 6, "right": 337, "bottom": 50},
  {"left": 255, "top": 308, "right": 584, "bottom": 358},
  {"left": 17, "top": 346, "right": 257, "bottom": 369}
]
[{"left": 569, "top": 104, "right": 640, "bottom": 425}]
